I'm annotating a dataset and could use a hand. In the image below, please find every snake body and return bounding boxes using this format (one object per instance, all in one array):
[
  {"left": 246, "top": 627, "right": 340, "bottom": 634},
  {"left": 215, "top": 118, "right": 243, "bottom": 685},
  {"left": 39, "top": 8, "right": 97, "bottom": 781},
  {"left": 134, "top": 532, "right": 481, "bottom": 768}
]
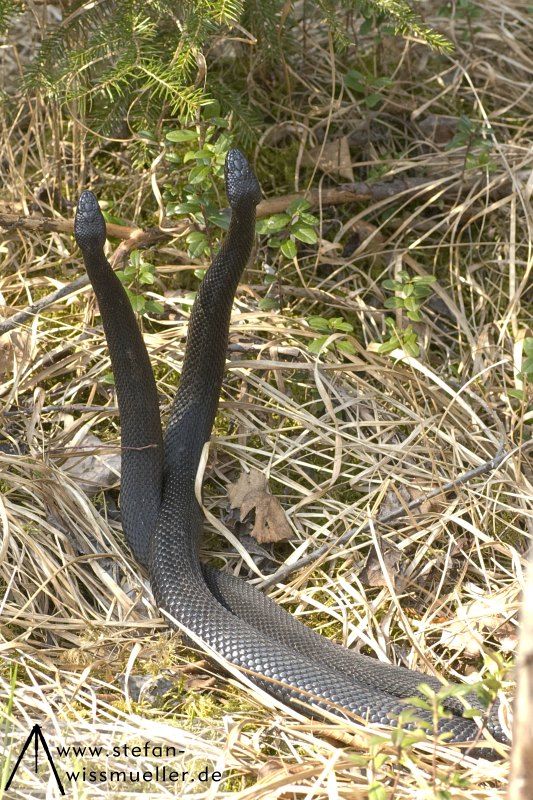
[{"left": 74, "top": 149, "right": 506, "bottom": 753}]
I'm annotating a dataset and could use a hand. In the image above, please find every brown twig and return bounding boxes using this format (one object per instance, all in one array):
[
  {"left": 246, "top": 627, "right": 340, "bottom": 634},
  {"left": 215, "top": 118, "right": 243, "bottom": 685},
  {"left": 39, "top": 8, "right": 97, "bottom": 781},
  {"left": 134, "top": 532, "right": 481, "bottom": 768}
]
[
  {"left": 1, "top": 169, "right": 526, "bottom": 243},
  {"left": 0, "top": 168, "right": 526, "bottom": 338},
  {"left": 0, "top": 209, "right": 138, "bottom": 240}
]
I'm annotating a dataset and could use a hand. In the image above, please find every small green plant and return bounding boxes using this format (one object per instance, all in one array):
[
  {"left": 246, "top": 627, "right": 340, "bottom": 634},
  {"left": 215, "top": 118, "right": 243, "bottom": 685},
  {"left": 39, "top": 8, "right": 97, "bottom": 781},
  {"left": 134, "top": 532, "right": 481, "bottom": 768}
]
[
  {"left": 306, "top": 316, "right": 355, "bottom": 355},
  {"left": 256, "top": 199, "right": 319, "bottom": 311},
  {"left": 445, "top": 115, "right": 495, "bottom": 171},
  {"left": 116, "top": 250, "right": 164, "bottom": 315},
  {"left": 382, "top": 270, "right": 437, "bottom": 321},
  {"left": 350, "top": 689, "right": 475, "bottom": 798},
  {"left": 377, "top": 271, "right": 437, "bottom": 358},
  {"left": 378, "top": 317, "right": 420, "bottom": 357},
  {"left": 256, "top": 198, "right": 319, "bottom": 259},
  {"left": 164, "top": 117, "right": 234, "bottom": 259}
]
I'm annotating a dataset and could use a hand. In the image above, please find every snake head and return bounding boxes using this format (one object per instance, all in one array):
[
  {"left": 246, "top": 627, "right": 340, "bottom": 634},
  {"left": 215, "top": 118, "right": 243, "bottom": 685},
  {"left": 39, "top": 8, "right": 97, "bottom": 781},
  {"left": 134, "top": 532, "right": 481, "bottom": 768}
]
[
  {"left": 224, "top": 149, "right": 262, "bottom": 211},
  {"left": 74, "top": 191, "right": 107, "bottom": 254}
]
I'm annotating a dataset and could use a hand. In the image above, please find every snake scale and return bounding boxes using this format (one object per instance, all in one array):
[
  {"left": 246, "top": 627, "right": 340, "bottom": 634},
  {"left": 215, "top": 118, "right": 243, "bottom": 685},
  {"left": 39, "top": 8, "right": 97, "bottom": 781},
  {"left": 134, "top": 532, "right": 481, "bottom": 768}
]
[{"left": 74, "top": 148, "right": 506, "bottom": 755}]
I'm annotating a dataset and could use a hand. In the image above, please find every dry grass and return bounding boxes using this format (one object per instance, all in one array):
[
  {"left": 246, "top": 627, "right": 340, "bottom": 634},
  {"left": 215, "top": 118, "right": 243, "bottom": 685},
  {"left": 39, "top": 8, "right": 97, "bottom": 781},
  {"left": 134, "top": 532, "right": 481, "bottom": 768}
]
[{"left": 0, "top": 1, "right": 532, "bottom": 797}]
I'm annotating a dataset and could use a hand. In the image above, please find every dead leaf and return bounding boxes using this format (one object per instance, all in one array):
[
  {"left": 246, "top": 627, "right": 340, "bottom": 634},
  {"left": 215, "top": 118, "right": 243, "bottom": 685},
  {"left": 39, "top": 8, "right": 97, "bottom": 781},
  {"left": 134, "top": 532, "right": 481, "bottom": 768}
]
[
  {"left": 303, "top": 137, "right": 354, "bottom": 181},
  {"left": 228, "top": 468, "right": 268, "bottom": 507},
  {"left": 0, "top": 327, "right": 32, "bottom": 379},
  {"left": 358, "top": 539, "right": 403, "bottom": 590},
  {"left": 184, "top": 674, "right": 216, "bottom": 691},
  {"left": 227, "top": 468, "right": 293, "bottom": 544},
  {"left": 61, "top": 433, "right": 121, "bottom": 494},
  {"left": 439, "top": 592, "right": 514, "bottom": 657},
  {"left": 418, "top": 114, "right": 460, "bottom": 146}
]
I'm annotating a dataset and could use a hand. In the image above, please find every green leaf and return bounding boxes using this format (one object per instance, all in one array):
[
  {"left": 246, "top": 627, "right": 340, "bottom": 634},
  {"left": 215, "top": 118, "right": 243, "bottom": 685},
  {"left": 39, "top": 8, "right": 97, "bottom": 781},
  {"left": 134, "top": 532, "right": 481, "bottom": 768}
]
[
  {"left": 406, "top": 309, "right": 422, "bottom": 322},
  {"left": 299, "top": 211, "right": 319, "bottom": 225},
  {"left": 523, "top": 337, "right": 533, "bottom": 355},
  {"left": 103, "top": 372, "right": 115, "bottom": 385},
  {"left": 258, "top": 297, "right": 279, "bottom": 311},
  {"left": 192, "top": 147, "right": 214, "bottom": 159},
  {"left": 138, "top": 130, "right": 156, "bottom": 142},
  {"left": 292, "top": 224, "right": 318, "bottom": 244},
  {"left": 205, "top": 206, "right": 228, "bottom": 225},
  {"left": 344, "top": 69, "right": 366, "bottom": 92},
  {"left": 188, "top": 164, "right": 210, "bottom": 184},
  {"left": 330, "top": 317, "right": 353, "bottom": 332},
  {"left": 378, "top": 338, "right": 400, "bottom": 353},
  {"left": 101, "top": 210, "right": 128, "bottom": 227},
  {"left": 382, "top": 279, "right": 404, "bottom": 291},
  {"left": 365, "top": 93, "right": 383, "bottom": 108},
  {"left": 336, "top": 339, "right": 356, "bottom": 354},
  {"left": 139, "top": 269, "right": 155, "bottom": 285},
  {"left": 372, "top": 752, "right": 389, "bottom": 770},
  {"left": 391, "top": 730, "right": 425, "bottom": 748},
  {"left": 145, "top": 299, "right": 165, "bottom": 315},
  {"left": 521, "top": 355, "right": 533, "bottom": 375},
  {"left": 287, "top": 198, "right": 312, "bottom": 215},
  {"left": 307, "top": 316, "right": 331, "bottom": 332},
  {"left": 257, "top": 213, "right": 291, "bottom": 234},
  {"left": 166, "top": 129, "right": 198, "bottom": 142},
  {"left": 308, "top": 334, "right": 329, "bottom": 354},
  {"left": 384, "top": 297, "right": 404, "bottom": 308},
  {"left": 412, "top": 284, "right": 433, "bottom": 298},
  {"left": 129, "top": 293, "right": 146, "bottom": 313},
  {"left": 194, "top": 268, "right": 206, "bottom": 280},
  {"left": 281, "top": 239, "right": 297, "bottom": 259},
  {"left": 403, "top": 296, "right": 419, "bottom": 311},
  {"left": 369, "top": 782, "right": 388, "bottom": 800},
  {"left": 166, "top": 201, "right": 202, "bottom": 216},
  {"left": 403, "top": 696, "right": 431, "bottom": 709},
  {"left": 374, "top": 76, "right": 393, "bottom": 88},
  {"left": 462, "top": 708, "right": 484, "bottom": 719},
  {"left": 186, "top": 231, "right": 208, "bottom": 257},
  {"left": 403, "top": 339, "right": 420, "bottom": 357}
]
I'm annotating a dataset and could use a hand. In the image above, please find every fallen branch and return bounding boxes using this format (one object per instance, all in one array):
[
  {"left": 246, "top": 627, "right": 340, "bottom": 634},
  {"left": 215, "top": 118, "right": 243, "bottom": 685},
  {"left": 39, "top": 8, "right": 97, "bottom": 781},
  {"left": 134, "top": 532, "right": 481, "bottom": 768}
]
[
  {"left": 1, "top": 168, "right": 526, "bottom": 242},
  {"left": 0, "top": 169, "right": 527, "bottom": 337}
]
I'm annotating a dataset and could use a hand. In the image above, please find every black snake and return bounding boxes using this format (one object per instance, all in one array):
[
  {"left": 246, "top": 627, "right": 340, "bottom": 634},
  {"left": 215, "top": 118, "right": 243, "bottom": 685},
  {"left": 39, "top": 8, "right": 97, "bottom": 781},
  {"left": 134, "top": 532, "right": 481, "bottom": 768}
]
[{"left": 74, "top": 148, "right": 506, "bottom": 755}]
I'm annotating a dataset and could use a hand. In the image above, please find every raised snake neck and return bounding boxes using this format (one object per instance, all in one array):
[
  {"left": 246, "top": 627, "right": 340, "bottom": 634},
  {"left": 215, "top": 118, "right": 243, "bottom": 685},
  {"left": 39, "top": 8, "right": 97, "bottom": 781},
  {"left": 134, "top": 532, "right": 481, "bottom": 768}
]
[{"left": 74, "top": 148, "right": 506, "bottom": 757}]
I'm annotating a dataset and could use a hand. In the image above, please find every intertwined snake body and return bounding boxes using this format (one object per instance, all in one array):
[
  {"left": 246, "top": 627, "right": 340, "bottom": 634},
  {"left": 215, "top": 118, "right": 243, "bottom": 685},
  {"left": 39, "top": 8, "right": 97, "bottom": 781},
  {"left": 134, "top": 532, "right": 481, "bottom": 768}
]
[{"left": 74, "top": 149, "right": 506, "bottom": 753}]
